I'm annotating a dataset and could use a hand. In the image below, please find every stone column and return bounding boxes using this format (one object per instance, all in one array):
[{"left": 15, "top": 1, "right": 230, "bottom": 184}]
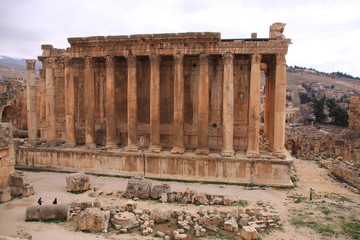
[
  {"left": 171, "top": 53, "right": 185, "bottom": 154},
  {"left": 44, "top": 57, "right": 56, "bottom": 144},
  {"left": 221, "top": 52, "right": 235, "bottom": 157},
  {"left": 84, "top": 56, "right": 96, "bottom": 149},
  {"left": 273, "top": 53, "right": 287, "bottom": 157},
  {"left": 105, "top": 56, "right": 117, "bottom": 149},
  {"left": 149, "top": 54, "right": 161, "bottom": 153},
  {"left": 26, "top": 59, "right": 37, "bottom": 145},
  {"left": 64, "top": 57, "right": 76, "bottom": 147},
  {"left": 246, "top": 54, "right": 262, "bottom": 157},
  {"left": 125, "top": 54, "right": 138, "bottom": 151},
  {"left": 195, "top": 53, "right": 210, "bottom": 155}
]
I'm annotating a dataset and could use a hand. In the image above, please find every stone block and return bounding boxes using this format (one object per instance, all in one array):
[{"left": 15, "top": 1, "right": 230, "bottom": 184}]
[
  {"left": 66, "top": 173, "right": 90, "bottom": 192},
  {"left": 10, "top": 172, "right": 29, "bottom": 187},
  {"left": 224, "top": 219, "right": 238, "bottom": 232},
  {"left": 25, "top": 204, "right": 70, "bottom": 221},
  {"left": 125, "top": 200, "right": 137, "bottom": 212},
  {"left": 151, "top": 184, "right": 171, "bottom": 199},
  {"left": 150, "top": 208, "right": 170, "bottom": 223},
  {"left": 0, "top": 187, "right": 11, "bottom": 202},
  {"left": 194, "top": 193, "right": 209, "bottom": 205},
  {"left": 241, "top": 226, "right": 258, "bottom": 240},
  {"left": 124, "top": 177, "right": 152, "bottom": 199},
  {"left": 78, "top": 208, "right": 110, "bottom": 232}
]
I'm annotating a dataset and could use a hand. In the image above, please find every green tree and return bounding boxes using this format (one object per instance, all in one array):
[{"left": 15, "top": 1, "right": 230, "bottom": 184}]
[
  {"left": 329, "top": 106, "right": 349, "bottom": 127},
  {"left": 299, "top": 92, "right": 311, "bottom": 104},
  {"left": 326, "top": 98, "right": 337, "bottom": 112},
  {"left": 312, "top": 96, "right": 327, "bottom": 123}
]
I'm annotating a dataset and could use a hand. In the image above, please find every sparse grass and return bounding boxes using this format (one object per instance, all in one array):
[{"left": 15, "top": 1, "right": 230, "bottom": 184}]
[
  {"left": 232, "top": 200, "right": 249, "bottom": 207},
  {"left": 290, "top": 175, "right": 299, "bottom": 187},
  {"left": 68, "top": 190, "right": 88, "bottom": 194},
  {"left": 290, "top": 193, "right": 360, "bottom": 240}
]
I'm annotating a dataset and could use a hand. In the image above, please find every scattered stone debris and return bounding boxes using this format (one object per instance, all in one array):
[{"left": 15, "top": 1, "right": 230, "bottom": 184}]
[
  {"left": 124, "top": 177, "right": 152, "bottom": 199},
  {"left": 65, "top": 173, "right": 90, "bottom": 192}
]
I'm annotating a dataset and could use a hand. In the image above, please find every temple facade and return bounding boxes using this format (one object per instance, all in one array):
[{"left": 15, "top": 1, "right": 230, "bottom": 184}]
[{"left": 18, "top": 23, "right": 293, "bottom": 186}]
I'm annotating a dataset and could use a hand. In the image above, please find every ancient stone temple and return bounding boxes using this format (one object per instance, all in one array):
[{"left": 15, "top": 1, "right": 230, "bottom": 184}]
[{"left": 18, "top": 23, "right": 293, "bottom": 186}]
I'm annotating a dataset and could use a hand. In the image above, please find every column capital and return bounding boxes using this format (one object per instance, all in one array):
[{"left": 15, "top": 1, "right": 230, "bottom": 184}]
[
  {"left": 149, "top": 54, "right": 161, "bottom": 67},
  {"left": 199, "top": 53, "right": 209, "bottom": 65},
  {"left": 251, "top": 54, "right": 262, "bottom": 65},
  {"left": 105, "top": 55, "right": 115, "bottom": 68},
  {"left": 222, "top": 52, "right": 233, "bottom": 65},
  {"left": 126, "top": 54, "right": 137, "bottom": 67},
  {"left": 44, "top": 57, "right": 56, "bottom": 68},
  {"left": 174, "top": 53, "right": 184, "bottom": 64},
  {"left": 62, "top": 56, "right": 73, "bottom": 68},
  {"left": 84, "top": 56, "right": 94, "bottom": 67},
  {"left": 26, "top": 59, "right": 36, "bottom": 70},
  {"left": 276, "top": 53, "right": 286, "bottom": 64}
]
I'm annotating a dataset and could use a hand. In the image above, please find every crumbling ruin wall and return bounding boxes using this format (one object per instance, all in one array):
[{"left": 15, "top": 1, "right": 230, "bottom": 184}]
[
  {"left": 349, "top": 94, "right": 360, "bottom": 131},
  {"left": 0, "top": 123, "right": 15, "bottom": 202}
]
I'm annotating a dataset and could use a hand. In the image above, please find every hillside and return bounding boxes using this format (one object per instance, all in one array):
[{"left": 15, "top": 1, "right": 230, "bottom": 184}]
[
  {"left": 0, "top": 56, "right": 359, "bottom": 92},
  {"left": 0, "top": 56, "right": 41, "bottom": 79}
]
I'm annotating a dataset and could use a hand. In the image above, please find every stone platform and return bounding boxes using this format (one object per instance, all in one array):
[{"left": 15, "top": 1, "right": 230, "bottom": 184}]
[{"left": 16, "top": 146, "right": 293, "bottom": 187}]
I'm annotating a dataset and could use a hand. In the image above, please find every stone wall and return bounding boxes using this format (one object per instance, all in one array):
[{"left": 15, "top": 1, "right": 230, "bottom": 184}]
[
  {"left": 0, "top": 123, "right": 15, "bottom": 188},
  {"left": 349, "top": 94, "right": 360, "bottom": 131},
  {"left": 16, "top": 147, "right": 293, "bottom": 187}
]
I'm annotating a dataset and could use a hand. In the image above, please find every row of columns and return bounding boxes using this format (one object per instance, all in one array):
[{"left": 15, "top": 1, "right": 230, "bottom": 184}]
[{"left": 30, "top": 52, "right": 287, "bottom": 156}]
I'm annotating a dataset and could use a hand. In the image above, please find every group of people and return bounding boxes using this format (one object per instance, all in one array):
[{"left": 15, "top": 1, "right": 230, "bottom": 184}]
[{"left": 37, "top": 197, "right": 57, "bottom": 205}]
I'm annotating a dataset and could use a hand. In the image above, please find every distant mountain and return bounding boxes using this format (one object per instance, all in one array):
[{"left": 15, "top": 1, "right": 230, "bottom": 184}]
[{"left": 0, "top": 56, "right": 41, "bottom": 79}]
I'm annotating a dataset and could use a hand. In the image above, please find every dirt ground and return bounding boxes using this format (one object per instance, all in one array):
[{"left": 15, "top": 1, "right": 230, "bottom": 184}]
[{"left": 0, "top": 158, "right": 359, "bottom": 240}]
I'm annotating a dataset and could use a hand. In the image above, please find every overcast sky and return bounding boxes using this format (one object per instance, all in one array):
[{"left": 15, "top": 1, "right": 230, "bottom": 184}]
[{"left": 1, "top": 0, "right": 359, "bottom": 77}]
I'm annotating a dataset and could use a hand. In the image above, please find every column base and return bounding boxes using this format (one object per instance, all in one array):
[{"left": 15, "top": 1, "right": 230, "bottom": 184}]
[
  {"left": 149, "top": 145, "right": 161, "bottom": 153},
  {"left": 84, "top": 143, "right": 96, "bottom": 150},
  {"left": 195, "top": 148, "right": 209, "bottom": 155},
  {"left": 220, "top": 149, "right": 235, "bottom": 157},
  {"left": 246, "top": 150, "right": 260, "bottom": 158},
  {"left": 125, "top": 144, "right": 139, "bottom": 152},
  {"left": 63, "top": 142, "right": 76, "bottom": 148},
  {"left": 105, "top": 143, "right": 117, "bottom": 150},
  {"left": 274, "top": 149, "right": 287, "bottom": 159},
  {"left": 171, "top": 146, "right": 185, "bottom": 154}
]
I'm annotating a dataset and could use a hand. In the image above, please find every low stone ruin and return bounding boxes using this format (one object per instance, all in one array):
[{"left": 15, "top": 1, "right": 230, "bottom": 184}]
[
  {"left": 67, "top": 198, "right": 280, "bottom": 239},
  {"left": 10, "top": 172, "right": 34, "bottom": 197},
  {"left": 25, "top": 204, "right": 70, "bottom": 221},
  {"left": 65, "top": 173, "right": 90, "bottom": 192},
  {"left": 123, "top": 177, "right": 232, "bottom": 206},
  {"left": 321, "top": 157, "right": 360, "bottom": 193}
]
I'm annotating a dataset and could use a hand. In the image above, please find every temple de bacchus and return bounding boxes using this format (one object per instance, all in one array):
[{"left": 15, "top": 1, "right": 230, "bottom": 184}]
[{"left": 18, "top": 23, "right": 293, "bottom": 186}]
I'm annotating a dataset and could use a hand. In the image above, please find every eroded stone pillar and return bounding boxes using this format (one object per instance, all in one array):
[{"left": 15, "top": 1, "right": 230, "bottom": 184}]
[
  {"left": 64, "top": 57, "right": 76, "bottom": 147},
  {"left": 273, "top": 53, "right": 287, "bottom": 157},
  {"left": 26, "top": 59, "right": 37, "bottom": 145},
  {"left": 125, "top": 54, "right": 138, "bottom": 151},
  {"left": 221, "top": 52, "right": 235, "bottom": 157},
  {"left": 84, "top": 56, "right": 96, "bottom": 149},
  {"left": 105, "top": 56, "right": 117, "bottom": 149},
  {"left": 246, "top": 54, "right": 262, "bottom": 157},
  {"left": 171, "top": 53, "right": 185, "bottom": 154},
  {"left": 195, "top": 53, "right": 210, "bottom": 155},
  {"left": 44, "top": 57, "right": 56, "bottom": 144},
  {"left": 149, "top": 54, "right": 161, "bottom": 153}
]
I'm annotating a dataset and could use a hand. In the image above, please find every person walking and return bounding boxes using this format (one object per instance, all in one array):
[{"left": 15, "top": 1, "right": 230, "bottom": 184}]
[
  {"left": 53, "top": 198, "right": 57, "bottom": 204},
  {"left": 37, "top": 197, "right": 43, "bottom": 205},
  {"left": 310, "top": 188, "right": 315, "bottom": 201}
]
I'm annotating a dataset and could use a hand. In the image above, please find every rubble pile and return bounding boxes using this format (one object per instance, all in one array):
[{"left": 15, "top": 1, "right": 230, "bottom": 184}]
[
  {"left": 123, "top": 177, "right": 233, "bottom": 206},
  {"left": 67, "top": 198, "right": 280, "bottom": 239}
]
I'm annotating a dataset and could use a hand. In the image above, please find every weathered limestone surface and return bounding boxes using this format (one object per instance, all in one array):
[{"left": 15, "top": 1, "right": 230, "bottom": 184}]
[
  {"left": 66, "top": 173, "right": 90, "bottom": 192},
  {"left": 22, "top": 23, "right": 292, "bottom": 187},
  {"left": 0, "top": 123, "right": 15, "bottom": 202},
  {"left": 124, "top": 177, "right": 152, "bottom": 199},
  {"left": 10, "top": 172, "right": 34, "bottom": 197},
  {"left": 25, "top": 204, "right": 70, "bottom": 221},
  {"left": 111, "top": 211, "right": 139, "bottom": 230},
  {"left": 151, "top": 184, "right": 171, "bottom": 199},
  {"left": 78, "top": 208, "right": 110, "bottom": 232}
]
